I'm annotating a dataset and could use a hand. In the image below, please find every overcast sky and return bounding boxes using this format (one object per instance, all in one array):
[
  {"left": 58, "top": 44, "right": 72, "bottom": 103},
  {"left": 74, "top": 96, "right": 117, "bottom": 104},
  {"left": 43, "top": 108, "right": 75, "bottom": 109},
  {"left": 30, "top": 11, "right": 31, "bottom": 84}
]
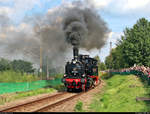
[{"left": 0, "top": 0, "right": 150, "bottom": 62}]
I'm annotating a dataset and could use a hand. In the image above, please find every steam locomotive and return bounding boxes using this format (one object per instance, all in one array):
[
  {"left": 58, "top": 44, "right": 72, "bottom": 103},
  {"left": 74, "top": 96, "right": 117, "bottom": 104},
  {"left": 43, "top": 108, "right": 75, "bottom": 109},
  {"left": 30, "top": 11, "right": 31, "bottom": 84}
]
[{"left": 61, "top": 47, "right": 100, "bottom": 92}]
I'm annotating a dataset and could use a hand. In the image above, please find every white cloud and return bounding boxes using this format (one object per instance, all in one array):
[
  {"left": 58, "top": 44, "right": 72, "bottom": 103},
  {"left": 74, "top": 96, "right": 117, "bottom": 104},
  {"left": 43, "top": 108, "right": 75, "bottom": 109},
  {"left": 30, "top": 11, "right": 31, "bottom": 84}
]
[
  {"left": 99, "top": 32, "right": 123, "bottom": 62},
  {"left": 0, "top": 33, "right": 6, "bottom": 39},
  {"left": 0, "top": 7, "right": 13, "bottom": 16},
  {"left": 0, "top": 22, "right": 33, "bottom": 40},
  {"left": 124, "top": 0, "right": 150, "bottom": 10},
  {"left": 91, "top": 0, "right": 112, "bottom": 8},
  {"left": 0, "top": 0, "right": 12, "bottom": 3},
  {"left": 0, "top": 0, "right": 43, "bottom": 22},
  {"left": 91, "top": 0, "right": 150, "bottom": 13},
  {"left": 6, "top": 23, "right": 32, "bottom": 33}
]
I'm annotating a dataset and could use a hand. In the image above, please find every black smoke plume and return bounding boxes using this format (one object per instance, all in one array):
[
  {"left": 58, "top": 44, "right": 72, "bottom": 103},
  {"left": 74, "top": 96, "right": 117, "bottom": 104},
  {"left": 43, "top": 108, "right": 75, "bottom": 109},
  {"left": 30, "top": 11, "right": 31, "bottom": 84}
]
[{"left": 63, "top": 1, "right": 110, "bottom": 50}]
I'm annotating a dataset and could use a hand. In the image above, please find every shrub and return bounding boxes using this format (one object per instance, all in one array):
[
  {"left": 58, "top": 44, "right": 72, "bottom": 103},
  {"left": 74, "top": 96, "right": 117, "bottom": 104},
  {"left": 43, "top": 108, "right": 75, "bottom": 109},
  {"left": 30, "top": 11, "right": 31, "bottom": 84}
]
[
  {"left": 0, "top": 70, "right": 40, "bottom": 83},
  {"left": 74, "top": 101, "right": 83, "bottom": 112}
]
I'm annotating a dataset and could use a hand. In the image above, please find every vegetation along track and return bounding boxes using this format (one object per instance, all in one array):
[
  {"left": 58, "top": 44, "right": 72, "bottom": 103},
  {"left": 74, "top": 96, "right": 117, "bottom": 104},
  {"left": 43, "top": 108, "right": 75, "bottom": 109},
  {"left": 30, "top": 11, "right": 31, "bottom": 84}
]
[{"left": 0, "top": 79, "right": 101, "bottom": 112}]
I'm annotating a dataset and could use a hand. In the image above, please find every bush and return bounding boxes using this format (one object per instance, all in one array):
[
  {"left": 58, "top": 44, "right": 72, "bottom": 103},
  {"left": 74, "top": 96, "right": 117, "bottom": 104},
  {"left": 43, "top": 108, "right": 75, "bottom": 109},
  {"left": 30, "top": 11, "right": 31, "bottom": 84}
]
[
  {"left": 55, "top": 74, "right": 63, "bottom": 79},
  {"left": 0, "top": 70, "right": 40, "bottom": 83},
  {"left": 100, "top": 72, "right": 112, "bottom": 80},
  {"left": 15, "top": 88, "right": 56, "bottom": 99},
  {"left": 52, "top": 84, "right": 65, "bottom": 92},
  {"left": 74, "top": 101, "right": 83, "bottom": 112}
]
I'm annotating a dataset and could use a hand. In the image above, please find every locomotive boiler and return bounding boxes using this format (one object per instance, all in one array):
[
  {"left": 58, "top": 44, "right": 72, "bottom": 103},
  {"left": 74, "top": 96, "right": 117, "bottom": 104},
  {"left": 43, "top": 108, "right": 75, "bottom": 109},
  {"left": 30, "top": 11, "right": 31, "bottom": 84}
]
[{"left": 61, "top": 46, "right": 100, "bottom": 92}]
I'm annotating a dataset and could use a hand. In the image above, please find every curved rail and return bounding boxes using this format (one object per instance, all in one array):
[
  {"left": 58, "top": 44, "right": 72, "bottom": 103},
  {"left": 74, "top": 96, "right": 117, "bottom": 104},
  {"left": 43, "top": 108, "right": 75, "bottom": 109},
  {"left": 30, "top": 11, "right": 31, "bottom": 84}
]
[
  {"left": 0, "top": 92, "right": 69, "bottom": 112},
  {"left": 33, "top": 93, "right": 83, "bottom": 112}
]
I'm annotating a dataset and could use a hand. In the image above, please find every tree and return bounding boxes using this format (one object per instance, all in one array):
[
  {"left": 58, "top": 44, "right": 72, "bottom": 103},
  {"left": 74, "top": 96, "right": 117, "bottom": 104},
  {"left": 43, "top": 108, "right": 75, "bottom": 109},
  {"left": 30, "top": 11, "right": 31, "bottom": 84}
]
[
  {"left": 0, "top": 58, "right": 11, "bottom": 71},
  {"left": 94, "top": 55, "right": 106, "bottom": 70},
  {"left": 11, "top": 60, "right": 35, "bottom": 73},
  {"left": 121, "top": 18, "right": 150, "bottom": 67},
  {"left": 105, "top": 18, "right": 150, "bottom": 69}
]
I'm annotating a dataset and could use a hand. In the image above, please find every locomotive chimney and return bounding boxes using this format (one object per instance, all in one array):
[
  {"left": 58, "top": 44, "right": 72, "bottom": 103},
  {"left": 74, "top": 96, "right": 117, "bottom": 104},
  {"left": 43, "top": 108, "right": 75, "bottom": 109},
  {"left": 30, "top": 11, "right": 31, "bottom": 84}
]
[{"left": 73, "top": 46, "right": 79, "bottom": 59}]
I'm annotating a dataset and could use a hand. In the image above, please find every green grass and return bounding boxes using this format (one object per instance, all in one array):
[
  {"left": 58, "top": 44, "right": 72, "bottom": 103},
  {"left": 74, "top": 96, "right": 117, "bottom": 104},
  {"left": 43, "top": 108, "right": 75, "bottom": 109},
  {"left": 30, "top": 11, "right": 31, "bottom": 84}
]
[
  {"left": 0, "top": 70, "right": 40, "bottom": 82},
  {"left": 74, "top": 101, "right": 84, "bottom": 112},
  {"left": 0, "top": 88, "right": 57, "bottom": 105},
  {"left": 14, "top": 88, "right": 56, "bottom": 99},
  {"left": 89, "top": 75, "right": 150, "bottom": 112}
]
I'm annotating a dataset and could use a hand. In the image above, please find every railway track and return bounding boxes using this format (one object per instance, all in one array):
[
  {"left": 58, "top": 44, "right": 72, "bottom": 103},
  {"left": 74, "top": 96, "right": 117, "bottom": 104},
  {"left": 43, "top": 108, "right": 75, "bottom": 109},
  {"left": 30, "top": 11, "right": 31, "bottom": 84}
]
[
  {"left": 0, "top": 79, "right": 102, "bottom": 112},
  {"left": 33, "top": 92, "right": 83, "bottom": 112},
  {"left": 0, "top": 92, "right": 72, "bottom": 112}
]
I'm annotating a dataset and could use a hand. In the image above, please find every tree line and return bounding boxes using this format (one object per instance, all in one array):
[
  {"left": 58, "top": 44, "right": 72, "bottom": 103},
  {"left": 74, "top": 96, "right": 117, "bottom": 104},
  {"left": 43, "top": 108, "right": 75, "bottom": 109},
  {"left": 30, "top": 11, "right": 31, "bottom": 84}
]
[
  {"left": 105, "top": 18, "right": 150, "bottom": 69},
  {"left": 0, "top": 58, "right": 35, "bottom": 73}
]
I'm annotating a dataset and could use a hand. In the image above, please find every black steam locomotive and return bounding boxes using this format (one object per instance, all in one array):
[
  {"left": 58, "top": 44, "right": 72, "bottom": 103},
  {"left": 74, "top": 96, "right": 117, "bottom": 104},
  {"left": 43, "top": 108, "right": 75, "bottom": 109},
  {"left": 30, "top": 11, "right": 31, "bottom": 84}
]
[{"left": 61, "top": 47, "right": 100, "bottom": 92}]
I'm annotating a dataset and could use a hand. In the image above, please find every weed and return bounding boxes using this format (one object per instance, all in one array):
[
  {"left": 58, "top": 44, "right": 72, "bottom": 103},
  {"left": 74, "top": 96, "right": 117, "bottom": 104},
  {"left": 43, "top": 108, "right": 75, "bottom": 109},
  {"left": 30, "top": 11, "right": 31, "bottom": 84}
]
[
  {"left": 0, "top": 88, "right": 56, "bottom": 105},
  {"left": 74, "top": 101, "right": 83, "bottom": 112},
  {"left": 0, "top": 70, "right": 40, "bottom": 83}
]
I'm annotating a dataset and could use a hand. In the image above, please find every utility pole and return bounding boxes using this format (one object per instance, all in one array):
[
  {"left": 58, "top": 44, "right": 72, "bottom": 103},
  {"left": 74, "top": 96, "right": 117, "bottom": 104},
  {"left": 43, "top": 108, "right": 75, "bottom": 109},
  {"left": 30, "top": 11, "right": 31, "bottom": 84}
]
[
  {"left": 40, "top": 44, "right": 43, "bottom": 80},
  {"left": 110, "top": 42, "right": 112, "bottom": 71},
  {"left": 46, "top": 55, "right": 49, "bottom": 80}
]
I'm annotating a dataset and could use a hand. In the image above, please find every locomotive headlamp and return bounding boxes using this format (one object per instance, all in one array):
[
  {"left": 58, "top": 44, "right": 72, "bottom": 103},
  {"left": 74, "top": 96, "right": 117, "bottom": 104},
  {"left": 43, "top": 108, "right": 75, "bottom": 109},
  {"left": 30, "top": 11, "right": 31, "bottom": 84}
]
[
  {"left": 73, "top": 60, "right": 76, "bottom": 64},
  {"left": 82, "top": 74, "right": 85, "bottom": 77},
  {"left": 64, "top": 74, "right": 66, "bottom": 77}
]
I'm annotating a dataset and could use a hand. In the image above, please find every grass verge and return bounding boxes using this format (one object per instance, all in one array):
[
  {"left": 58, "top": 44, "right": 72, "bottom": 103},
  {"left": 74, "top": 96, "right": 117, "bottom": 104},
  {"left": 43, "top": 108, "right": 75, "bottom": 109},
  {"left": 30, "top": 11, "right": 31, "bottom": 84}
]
[
  {"left": 0, "top": 87, "right": 57, "bottom": 105},
  {"left": 0, "top": 70, "right": 40, "bottom": 83},
  {"left": 89, "top": 74, "right": 150, "bottom": 112},
  {"left": 74, "top": 101, "right": 84, "bottom": 112}
]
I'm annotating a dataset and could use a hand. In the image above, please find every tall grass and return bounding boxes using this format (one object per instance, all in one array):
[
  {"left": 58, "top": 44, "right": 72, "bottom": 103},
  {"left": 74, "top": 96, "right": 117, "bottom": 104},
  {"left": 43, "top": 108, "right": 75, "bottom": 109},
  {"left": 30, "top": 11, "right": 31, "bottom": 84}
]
[
  {"left": 0, "top": 70, "right": 40, "bottom": 83},
  {"left": 0, "top": 88, "right": 56, "bottom": 105},
  {"left": 89, "top": 75, "right": 150, "bottom": 112},
  {"left": 74, "top": 101, "right": 84, "bottom": 112}
]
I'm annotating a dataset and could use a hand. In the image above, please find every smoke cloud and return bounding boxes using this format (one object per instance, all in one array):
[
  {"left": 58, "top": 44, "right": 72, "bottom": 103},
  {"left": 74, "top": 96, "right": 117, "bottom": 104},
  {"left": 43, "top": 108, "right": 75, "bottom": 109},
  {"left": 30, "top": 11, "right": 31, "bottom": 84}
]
[
  {"left": 0, "top": 0, "right": 110, "bottom": 72},
  {"left": 63, "top": 1, "right": 110, "bottom": 50}
]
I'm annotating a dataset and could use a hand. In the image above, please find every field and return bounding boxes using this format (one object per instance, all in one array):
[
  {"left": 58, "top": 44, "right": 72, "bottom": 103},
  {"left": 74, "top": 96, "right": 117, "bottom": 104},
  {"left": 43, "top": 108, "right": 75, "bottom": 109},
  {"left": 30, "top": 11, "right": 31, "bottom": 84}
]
[
  {"left": 89, "top": 74, "right": 150, "bottom": 112},
  {"left": 0, "top": 88, "right": 57, "bottom": 105},
  {"left": 0, "top": 70, "right": 40, "bottom": 83}
]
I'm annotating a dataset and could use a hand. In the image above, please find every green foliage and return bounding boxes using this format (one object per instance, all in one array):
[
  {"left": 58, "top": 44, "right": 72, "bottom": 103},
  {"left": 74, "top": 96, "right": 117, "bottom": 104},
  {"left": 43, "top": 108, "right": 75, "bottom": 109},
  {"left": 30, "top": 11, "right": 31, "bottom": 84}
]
[
  {"left": 49, "top": 83, "right": 65, "bottom": 92},
  {"left": 105, "top": 18, "right": 150, "bottom": 69},
  {"left": 100, "top": 72, "right": 112, "bottom": 80},
  {"left": 89, "top": 75, "right": 150, "bottom": 112},
  {"left": 14, "top": 88, "right": 56, "bottom": 99},
  {"left": 0, "top": 88, "right": 56, "bottom": 105},
  {"left": 55, "top": 74, "right": 63, "bottom": 79},
  {"left": 0, "top": 58, "right": 11, "bottom": 71},
  {"left": 11, "top": 60, "right": 35, "bottom": 73},
  {"left": 94, "top": 55, "right": 106, "bottom": 70},
  {"left": 122, "top": 18, "right": 150, "bottom": 66},
  {"left": 0, "top": 58, "right": 35, "bottom": 73},
  {"left": 0, "top": 70, "right": 39, "bottom": 82},
  {"left": 74, "top": 101, "right": 84, "bottom": 112}
]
